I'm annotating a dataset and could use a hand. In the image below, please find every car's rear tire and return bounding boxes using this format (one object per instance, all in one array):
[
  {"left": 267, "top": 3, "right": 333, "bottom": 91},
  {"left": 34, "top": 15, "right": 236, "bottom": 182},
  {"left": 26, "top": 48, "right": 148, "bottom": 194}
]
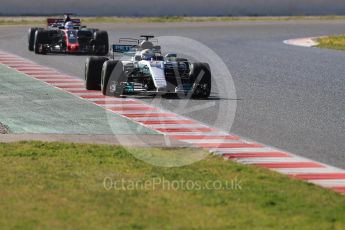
[
  {"left": 34, "top": 30, "right": 49, "bottom": 54},
  {"left": 94, "top": 31, "right": 109, "bottom": 56},
  {"left": 190, "top": 63, "right": 212, "bottom": 98},
  {"left": 76, "top": 30, "right": 92, "bottom": 52},
  {"left": 85, "top": 56, "right": 109, "bottom": 90},
  {"left": 28, "top": 27, "right": 42, "bottom": 51},
  {"left": 101, "top": 60, "right": 126, "bottom": 96}
]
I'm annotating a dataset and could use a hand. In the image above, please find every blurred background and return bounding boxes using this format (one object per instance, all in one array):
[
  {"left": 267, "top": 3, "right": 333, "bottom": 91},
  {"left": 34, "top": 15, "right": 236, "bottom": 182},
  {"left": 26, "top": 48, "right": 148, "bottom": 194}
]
[{"left": 1, "top": 0, "right": 345, "bottom": 16}]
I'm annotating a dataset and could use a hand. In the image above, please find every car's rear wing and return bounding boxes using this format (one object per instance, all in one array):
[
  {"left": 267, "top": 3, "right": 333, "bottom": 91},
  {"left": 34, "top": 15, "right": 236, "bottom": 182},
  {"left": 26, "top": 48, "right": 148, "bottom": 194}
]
[
  {"left": 111, "top": 44, "right": 136, "bottom": 59},
  {"left": 112, "top": 44, "right": 137, "bottom": 53},
  {"left": 111, "top": 36, "right": 160, "bottom": 58},
  {"left": 47, "top": 18, "right": 81, "bottom": 26}
]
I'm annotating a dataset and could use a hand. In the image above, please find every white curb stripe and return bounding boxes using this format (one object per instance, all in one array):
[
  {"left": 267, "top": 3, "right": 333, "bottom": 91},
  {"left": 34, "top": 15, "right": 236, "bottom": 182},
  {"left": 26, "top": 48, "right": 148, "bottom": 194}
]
[
  {"left": 144, "top": 124, "right": 209, "bottom": 129},
  {"left": 274, "top": 168, "right": 345, "bottom": 174},
  {"left": 234, "top": 157, "right": 312, "bottom": 164},
  {"left": 182, "top": 139, "right": 243, "bottom": 144},
  {"left": 212, "top": 147, "right": 274, "bottom": 154},
  {"left": 162, "top": 132, "right": 228, "bottom": 136},
  {"left": 73, "top": 92, "right": 102, "bottom": 96},
  {"left": 43, "top": 79, "right": 84, "bottom": 83},
  {"left": 283, "top": 37, "right": 319, "bottom": 47},
  {"left": 100, "top": 103, "right": 148, "bottom": 108},
  {"left": 132, "top": 117, "right": 186, "bottom": 121},
  {"left": 309, "top": 179, "right": 345, "bottom": 187},
  {"left": 56, "top": 85, "right": 83, "bottom": 90}
]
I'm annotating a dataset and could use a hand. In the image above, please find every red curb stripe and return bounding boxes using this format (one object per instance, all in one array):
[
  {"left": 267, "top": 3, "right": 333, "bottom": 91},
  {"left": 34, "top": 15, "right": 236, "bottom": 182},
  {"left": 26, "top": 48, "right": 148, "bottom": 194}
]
[
  {"left": 138, "top": 120, "right": 195, "bottom": 125},
  {"left": 223, "top": 152, "right": 291, "bottom": 158},
  {"left": 80, "top": 95, "right": 112, "bottom": 99},
  {"left": 157, "top": 127, "right": 216, "bottom": 133},
  {"left": 197, "top": 143, "right": 262, "bottom": 148},
  {"left": 33, "top": 75, "right": 72, "bottom": 79},
  {"left": 256, "top": 162, "right": 325, "bottom": 169},
  {"left": 124, "top": 113, "right": 177, "bottom": 118},
  {"left": 1, "top": 61, "right": 32, "bottom": 65},
  {"left": 55, "top": 84, "right": 85, "bottom": 88},
  {"left": 0, "top": 57, "right": 24, "bottom": 62},
  {"left": 66, "top": 90, "right": 99, "bottom": 93},
  {"left": 171, "top": 135, "right": 240, "bottom": 140},
  {"left": 95, "top": 100, "right": 142, "bottom": 105},
  {"left": 15, "top": 68, "right": 48, "bottom": 71},
  {"left": 34, "top": 76, "right": 73, "bottom": 80},
  {"left": 0, "top": 56, "right": 14, "bottom": 58},
  {"left": 8, "top": 65, "right": 42, "bottom": 68},
  {"left": 291, "top": 173, "right": 345, "bottom": 180},
  {"left": 108, "top": 107, "right": 157, "bottom": 111},
  {"left": 24, "top": 72, "right": 59, "bottom": 75},
  {"left": 44, "top": 80, "right": 83, "bottom": 84}
]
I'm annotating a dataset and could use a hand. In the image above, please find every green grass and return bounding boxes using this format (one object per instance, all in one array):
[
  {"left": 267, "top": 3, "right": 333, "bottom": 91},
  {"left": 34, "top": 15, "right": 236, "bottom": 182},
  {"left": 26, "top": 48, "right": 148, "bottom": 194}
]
[
  {"left": 317, "top": 35, "right": 345, "bottom": 51},
  {"left": 1, "top": 15, "right": 345, "bottom": 25},
  {"left": 0, "top": 141, "right": 344, "bottom": 230}
]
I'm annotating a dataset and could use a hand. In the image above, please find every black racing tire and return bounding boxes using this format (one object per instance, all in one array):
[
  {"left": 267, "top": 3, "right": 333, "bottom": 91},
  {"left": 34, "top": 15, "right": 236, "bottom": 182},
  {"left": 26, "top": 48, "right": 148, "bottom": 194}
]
[
  {"left": 28, "top": 27, "right": 42, "bottom": 51},
  {"left": 34, "top": 30, "right": 49, "bottom": 54},
  {"left": 101, "top": 60, "right": 126, "bottom": 96},
  {"left": 85, "top": 56, "right": 109, "bottom": 90},
  {"left": 94, "top": 31, "right": 109, "bottom": 56},
  {"left": 189, "top": 63, "right": 212, "bottom": 98}
]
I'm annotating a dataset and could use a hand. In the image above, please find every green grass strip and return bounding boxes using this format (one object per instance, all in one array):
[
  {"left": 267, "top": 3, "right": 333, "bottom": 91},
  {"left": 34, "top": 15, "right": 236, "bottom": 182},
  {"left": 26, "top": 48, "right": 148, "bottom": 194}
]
[
  {"left": 0, "top": 141, "right": 344, "bottom": 229},
  {"left": 317, "top": 35, "right": 345, "bottom": 51}
]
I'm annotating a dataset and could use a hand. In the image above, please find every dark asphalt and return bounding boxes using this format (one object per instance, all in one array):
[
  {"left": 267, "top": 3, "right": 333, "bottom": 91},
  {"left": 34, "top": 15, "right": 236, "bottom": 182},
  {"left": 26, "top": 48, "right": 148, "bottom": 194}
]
[{"left": 0, "top": 20, "right": 344, "bottom": 168}]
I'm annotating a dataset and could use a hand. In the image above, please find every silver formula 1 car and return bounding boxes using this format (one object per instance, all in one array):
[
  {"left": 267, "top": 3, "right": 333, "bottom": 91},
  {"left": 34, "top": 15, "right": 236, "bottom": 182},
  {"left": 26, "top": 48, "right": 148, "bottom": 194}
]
[{"left": 84, "top": 35, "right": 211, "bottom": 98}]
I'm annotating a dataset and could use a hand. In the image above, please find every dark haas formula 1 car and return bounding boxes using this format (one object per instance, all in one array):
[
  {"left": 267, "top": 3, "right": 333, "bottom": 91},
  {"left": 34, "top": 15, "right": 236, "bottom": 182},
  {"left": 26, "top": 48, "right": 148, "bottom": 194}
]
[
  {"left": 84, "top": 35, "right": 211, "bottom": 98},
  {"left": 28, "top": 16, "right": 108, "bottom": 55}
]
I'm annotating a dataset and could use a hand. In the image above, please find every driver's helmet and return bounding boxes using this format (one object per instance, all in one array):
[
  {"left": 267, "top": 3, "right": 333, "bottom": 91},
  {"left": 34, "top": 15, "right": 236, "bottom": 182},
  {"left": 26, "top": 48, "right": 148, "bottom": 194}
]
[
  {"left": 141, "top": 49, "right": 154, "bottom": 60},
  {"left": 65, "top": 21, "right": 74, "bottom": 30}
]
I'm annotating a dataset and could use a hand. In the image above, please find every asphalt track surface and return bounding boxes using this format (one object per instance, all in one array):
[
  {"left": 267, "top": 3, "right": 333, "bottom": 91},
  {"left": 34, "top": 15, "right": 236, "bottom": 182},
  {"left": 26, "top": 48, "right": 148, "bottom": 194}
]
[{"left": 0, "top": 20, "right": 344, "bottom": 168}]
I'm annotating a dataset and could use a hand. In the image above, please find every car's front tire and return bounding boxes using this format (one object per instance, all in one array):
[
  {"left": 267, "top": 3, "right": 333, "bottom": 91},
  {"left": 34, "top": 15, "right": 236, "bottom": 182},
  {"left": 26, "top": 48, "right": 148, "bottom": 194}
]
[
  {"left": 85, "top": 56, "right": 109, "bottom": 90},
  {"left": 34, "top": 30, "right": 49, "bottom": 54},
  {"left": 101, "top": 60, "right": 126, "bottom": 96},
  {"left": 190, "top": 63, "right": 212, "bottom": 98},
  {"left": 28, "top": 27, "right": 42, "bottom": 51}
]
